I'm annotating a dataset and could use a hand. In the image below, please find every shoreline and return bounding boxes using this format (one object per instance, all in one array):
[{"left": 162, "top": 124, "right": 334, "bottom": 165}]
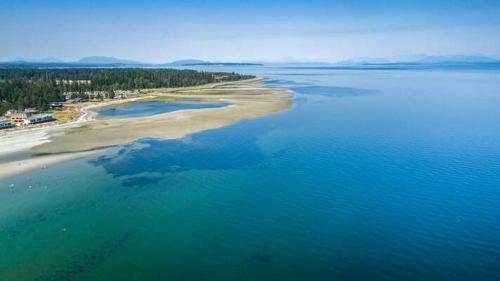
[
  {"left": 0, "top": 77, "right": 264, "bottom": 135},
  {"left": 0, "top": 77, "right": 291, "bottom": 180}
]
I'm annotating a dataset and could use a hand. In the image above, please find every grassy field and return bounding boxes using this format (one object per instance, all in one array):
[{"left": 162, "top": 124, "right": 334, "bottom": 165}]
[{"left": 49, "top": 108, "right": 80, "bottom": 122}]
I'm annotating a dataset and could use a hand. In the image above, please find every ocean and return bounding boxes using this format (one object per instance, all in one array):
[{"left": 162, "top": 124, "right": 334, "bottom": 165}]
[{"left": 1, "top": 66, "right": 500, "bottom": 280}]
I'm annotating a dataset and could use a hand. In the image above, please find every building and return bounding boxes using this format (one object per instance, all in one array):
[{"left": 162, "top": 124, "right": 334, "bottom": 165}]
[
  {"left": 5, "top": 108, "right": 40, "bottom": 123},
  {"left": 64, "top": 91, "right": 109, "bottom": 100},
  {"left": 114, "top": 90, "right": 139, "bottom": 99},
  {"left": 23, "top": 114, "right": 54, "bottom": 125},
  {"left": 24, "top": 108, "right": 39, "bottom": 115},
  {"left": 8, "top": 112, "right": 28, "bottom": 123},
  {"left": 66, "top": 98, "right": 85, "bottom": 104},
  {"left": 86, "top": 91, "right": 109, "bottom": 100},
  {"left": 50, "top": 102, "right": 65, "bottom": 109},
  {"left": 0, "top": 119, "right": 15, "bottom": 129},
  {"left": 64, "top": 92, "right": 78, "bottom": 100}
]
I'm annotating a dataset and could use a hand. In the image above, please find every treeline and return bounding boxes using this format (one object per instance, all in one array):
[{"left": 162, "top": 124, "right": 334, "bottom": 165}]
[{"left": 0, "top": 68, "right": 254, "bottom": 114}]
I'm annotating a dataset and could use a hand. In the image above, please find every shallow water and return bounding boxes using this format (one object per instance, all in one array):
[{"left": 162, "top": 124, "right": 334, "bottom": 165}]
[
  {"left": 1, "top": 66, "right": 500, "bottom": 281},
  {"left": 98, "top": 101, "right": 227, "bottom": 118}
]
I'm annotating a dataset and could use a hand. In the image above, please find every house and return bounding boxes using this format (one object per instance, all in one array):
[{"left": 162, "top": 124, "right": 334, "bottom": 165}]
[
  {"left": 23, "top": 114, "right": 54, "bottom": 125},
  {"left": 8, "top": 112, "right": 28, "bottom": 123},
  {"left": 24, "top": 108, "right": 39, "bottom": 115},
  {"left": 86, "top": 91, "right": 109, "bottom": 100},
  {"left": 50, "top": 102, "right": 65, "bottom": 109},
  {"left": 64, "top": 92, "right": 78, "bottom": 100},
  {"left": 114, "top": 90, "right": 139, "bottom": 99},
  {"left": 64, "top": 91, "right": 109, "bottom": 101},
  {"left": 66, "top": 98, "right": 85, "bottom": 104},
  {"left": 5, "top": 108, "right": 39, "bottom": 122}
]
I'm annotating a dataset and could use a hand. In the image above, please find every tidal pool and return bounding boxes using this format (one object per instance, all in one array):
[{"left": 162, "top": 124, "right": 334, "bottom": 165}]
[{"left": 98, "top": 101, "right": 228, "bottom": 118}]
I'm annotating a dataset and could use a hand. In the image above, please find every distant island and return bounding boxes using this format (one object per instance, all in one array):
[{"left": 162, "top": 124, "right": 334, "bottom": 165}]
[
  {"left": 160, "top": 60, "right": 263, "bottom": 66},
  {"left": 182, "top": 62, "right": 263, "bottom": 66},
  {"left": 0, "top": 57, "right": 264, "bottom": 68},
  {"left": 76, "top": 56, "right": 143, "bottom": 65},
  {"left": 331, "top": 55, "right": 500, "bottom": 69}
]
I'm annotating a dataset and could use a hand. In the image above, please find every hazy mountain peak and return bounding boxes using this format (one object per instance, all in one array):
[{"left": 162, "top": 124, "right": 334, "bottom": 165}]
[{"left": 77, "top": 56, "right": 142, "bottom": 64}]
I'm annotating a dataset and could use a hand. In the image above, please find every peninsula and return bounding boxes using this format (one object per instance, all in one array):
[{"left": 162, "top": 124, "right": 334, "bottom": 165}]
[{"left": 0, "top": 75, "right": 292, "bottom": 179}]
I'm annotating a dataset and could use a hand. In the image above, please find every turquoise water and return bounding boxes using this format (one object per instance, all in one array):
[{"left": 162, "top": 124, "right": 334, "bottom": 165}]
[
  {"left": 1, "top": 67, "right": 500, "bottom": 280},
  {"left": 98, "top": 101, "right": 227, "bottom": 118}
]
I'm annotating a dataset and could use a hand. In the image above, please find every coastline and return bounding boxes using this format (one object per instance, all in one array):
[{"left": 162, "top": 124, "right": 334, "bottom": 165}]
[{"left": 0, "top": 78, "right": 292, "bottom": 180}]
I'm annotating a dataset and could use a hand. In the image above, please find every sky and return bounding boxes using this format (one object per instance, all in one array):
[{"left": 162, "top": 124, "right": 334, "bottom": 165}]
[{"left": 1, "top": 0, "right": 500, "bottom": 63}]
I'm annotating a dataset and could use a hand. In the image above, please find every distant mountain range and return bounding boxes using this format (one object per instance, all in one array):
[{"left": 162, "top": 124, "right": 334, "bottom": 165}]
[
  {"left": 414, "top": 55, "right": 500, "bottom": 64},
  {"left": 0, "top": 57, "right": 263, "bottom": 67},
  {"left": 160, "top": 59, "right": 262, "bottom": 66},
  {"left": 76, "top": 56, "right": 142, "bottom": 65},
  {"left": 1, "top": 55, "right": 499, "bottom": 68},
  {"left": 336, "top": 55, "right": 500, "bottom": 66},
  {"left": 6, "top": 57, "right": 64, "bottom": 64},
  {"left": 0, "top": 56, "right": 145, "bottom": 67},
  {"left": 165, "top": 59, "right": 208, "bottom": 66}
]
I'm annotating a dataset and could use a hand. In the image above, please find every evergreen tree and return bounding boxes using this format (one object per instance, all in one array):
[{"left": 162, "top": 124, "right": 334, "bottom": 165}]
[{"left": 0, "top": 68, "right": 254, "bottom": 114}]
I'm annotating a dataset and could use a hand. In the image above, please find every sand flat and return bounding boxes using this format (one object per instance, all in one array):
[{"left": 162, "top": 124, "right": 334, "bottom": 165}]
[{"left": 0, "top": 79, "right": 292, "bottom": 180}]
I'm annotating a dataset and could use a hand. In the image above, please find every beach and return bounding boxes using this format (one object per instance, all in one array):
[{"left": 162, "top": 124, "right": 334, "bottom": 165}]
[{"left": 0, "top": 78, "right": 292, "bottom": 179}]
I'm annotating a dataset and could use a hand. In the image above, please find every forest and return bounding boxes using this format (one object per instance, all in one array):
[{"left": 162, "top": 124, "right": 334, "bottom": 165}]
[{"left": 0, "top": 68, "right": 254, "bottom": 114}]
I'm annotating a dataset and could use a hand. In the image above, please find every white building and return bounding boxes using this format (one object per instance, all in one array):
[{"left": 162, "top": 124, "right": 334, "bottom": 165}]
[{"left": 23, "top": 114, "right": 54, "bottom": 125}]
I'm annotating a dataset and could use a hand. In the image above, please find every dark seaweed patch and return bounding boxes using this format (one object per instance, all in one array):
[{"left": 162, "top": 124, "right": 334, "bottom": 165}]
[
  {"left": 249, "top": 251, "right": 274, "bottom": 264},
  {"left": 90, "top": 120, "right": 272, "bottom": 182},
  {"left": 36, "top": 230, "right": 132, "bottom": 281}
]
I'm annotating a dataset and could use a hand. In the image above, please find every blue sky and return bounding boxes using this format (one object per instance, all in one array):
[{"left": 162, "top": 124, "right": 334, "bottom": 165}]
[{"left": 1, "top": 0, "right": 500, "bottom": 62}]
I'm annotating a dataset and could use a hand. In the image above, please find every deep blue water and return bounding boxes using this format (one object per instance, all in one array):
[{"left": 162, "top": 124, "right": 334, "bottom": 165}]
[
  {"left": 1, "top": 66, "right": 500, "bottom": 280},
  {"left": 98, "top": 101, "right": 227, "bottom": 118}
]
